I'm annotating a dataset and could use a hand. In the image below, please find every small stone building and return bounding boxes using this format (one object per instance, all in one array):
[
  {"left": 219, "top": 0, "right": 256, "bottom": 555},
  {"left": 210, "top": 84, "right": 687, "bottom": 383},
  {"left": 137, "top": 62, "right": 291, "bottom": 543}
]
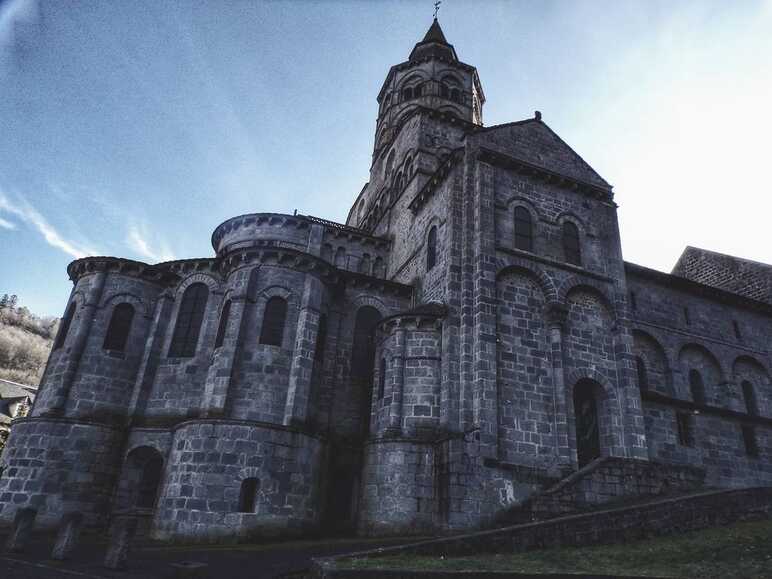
[
  {"left": 0, "top": 379, "right": 35, "bottom": 445},
  {"left": 0, "top": 20, "right": 770, "bottom": 541}
]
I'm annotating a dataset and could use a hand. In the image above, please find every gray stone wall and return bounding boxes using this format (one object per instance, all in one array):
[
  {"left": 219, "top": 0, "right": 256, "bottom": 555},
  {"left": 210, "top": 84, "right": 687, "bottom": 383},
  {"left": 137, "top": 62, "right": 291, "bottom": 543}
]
[
  {"left": 627, "top": 266, "right": 772, "bottom": 487},
  {"left": 154, "top": 420, "right": 324, "bottom": 542},
  {"left": 0, "top": 418, "right": 123, "bottom": 529}
]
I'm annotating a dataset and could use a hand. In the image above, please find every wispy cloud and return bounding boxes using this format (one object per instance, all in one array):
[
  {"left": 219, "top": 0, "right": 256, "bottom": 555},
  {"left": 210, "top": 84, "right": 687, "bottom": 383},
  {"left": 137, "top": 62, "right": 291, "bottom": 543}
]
[
  {"left": 126, "top": 223, "right": 176, "bottom": 263},
  {"left": 0, "top": 215, "right": 16, "bottom": 230},
  {"left": 0, "top": 0, "right": 37, "bottom": 48},
  {"left": 0, "top": 190, "right": 99, "bottom": 258}
]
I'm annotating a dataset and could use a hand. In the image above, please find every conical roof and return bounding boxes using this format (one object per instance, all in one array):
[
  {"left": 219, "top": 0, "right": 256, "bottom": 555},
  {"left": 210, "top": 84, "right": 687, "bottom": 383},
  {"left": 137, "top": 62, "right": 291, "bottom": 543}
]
[
  {"left": 409, "top": 19, "right": 457, "bottom": 62},
  {"left": 422, "top": 18, "right": 448, "bottom": 44}
]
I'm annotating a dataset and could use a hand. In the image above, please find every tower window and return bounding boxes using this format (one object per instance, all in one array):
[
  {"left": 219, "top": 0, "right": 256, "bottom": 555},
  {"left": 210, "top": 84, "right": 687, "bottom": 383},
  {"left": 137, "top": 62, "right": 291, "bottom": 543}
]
[
  {"left": 689, "top": 369, "right": 705, "bottom": 405},
  {"left": 636, "top": 356, "right": 648, "bottom": 391},
  {"left": 513, "top": 206, "right": 533, "bottom": 252},
  {"left": 427, "top": 226, "right": 438, "bottom": 271},
  {"left": 414, "top": 83, "right": 423, "bottom": 97},
  {"left": 259, "top": 296, "right": 288, "bottom": 347},
  {"left": 683, "top": 307, "right": 691, "bottom": 325},
  {"left": 402, "top": 86, "right": 413, "bottom": 101},
  {"left": 103, "top": 303, "right": 135, "bottom": 352},
  {"left": 733, "top": 320, "right": 742, "bottom": 341},
  {"left": 630, "top": 291, "right": 637, "bottom": 311},
  {"left": 440, "top": 83, "right": 449, "bottom": 99},
  {"left": 676, "top": 412, "right": 694, "bottom": 447},
  {"left": 53, "top": 301, "right": 77, "bottom": 350},
  {"left": 314, "top": 314, "right": 328, "bottom": 362},
  {"left": 742, "top": 425, "right": 759, "bottom": 457},
  {"left": 741, "top": 381, "right": 758, "bottom": 416},
  {"left": 238, "top": 478, "right": 259, "bottom": 513},
  {"left": 214, "top": 299, "right": 231, "bottom": 349},
  {"left": 450, "top": 88, "right": 460, "bottom": 103},
  {"left": 378, "top": 357, "right": 386, "bottom": 399},
  {"left": 562, "top": 221, "right": 581, "bottom": 266},
  {"left": 169, "top": 283, "right": 209, "bottom": 358}
]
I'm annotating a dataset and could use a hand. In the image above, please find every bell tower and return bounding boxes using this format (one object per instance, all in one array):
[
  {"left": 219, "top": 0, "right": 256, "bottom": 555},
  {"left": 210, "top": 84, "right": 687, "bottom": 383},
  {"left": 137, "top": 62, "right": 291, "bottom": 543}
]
[
  {"left": 373, "top": 18, "right": 484, "bottom": 158},
  {"left": 348, "top": 19, "right": 485, "bottom": 231}
]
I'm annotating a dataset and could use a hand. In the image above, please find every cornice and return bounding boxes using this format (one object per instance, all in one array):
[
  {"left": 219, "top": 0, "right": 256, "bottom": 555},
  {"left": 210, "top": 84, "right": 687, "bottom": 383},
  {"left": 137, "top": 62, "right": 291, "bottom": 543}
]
[
  {"left": 641, "top": 390, "right": 772, "bottom": 428},
  {"left": 67, "top": 256, "right": 180, "bottom": 286},
  {"left": 211, "top": 213, "right": 311, "bottom": 252}
]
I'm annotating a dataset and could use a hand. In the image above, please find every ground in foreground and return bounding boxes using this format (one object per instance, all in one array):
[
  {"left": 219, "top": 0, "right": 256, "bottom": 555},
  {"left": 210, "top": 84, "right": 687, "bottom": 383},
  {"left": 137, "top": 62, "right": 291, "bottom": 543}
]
[{"left": 340, "top": 519, "right": 772, "bottom": 578}]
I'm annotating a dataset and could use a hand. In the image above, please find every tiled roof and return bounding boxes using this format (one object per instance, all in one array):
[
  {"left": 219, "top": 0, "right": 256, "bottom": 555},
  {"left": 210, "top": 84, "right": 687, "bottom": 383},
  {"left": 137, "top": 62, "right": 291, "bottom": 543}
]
[{"left": 672, "top": 247, "right": 772, "bottom": 305}]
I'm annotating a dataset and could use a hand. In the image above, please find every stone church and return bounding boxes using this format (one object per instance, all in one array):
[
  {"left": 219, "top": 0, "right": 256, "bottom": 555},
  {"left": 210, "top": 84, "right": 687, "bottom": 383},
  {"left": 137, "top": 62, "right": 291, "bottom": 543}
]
[{"left": 1, "top": 20, "right": 770, "bottom": 541}]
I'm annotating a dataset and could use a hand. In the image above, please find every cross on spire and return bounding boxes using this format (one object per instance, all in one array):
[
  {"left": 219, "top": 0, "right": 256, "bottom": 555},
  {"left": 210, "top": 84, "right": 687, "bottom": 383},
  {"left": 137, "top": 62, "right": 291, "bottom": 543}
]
[{"left": 434, "top": 1, "right": 441, "bottom": 19}]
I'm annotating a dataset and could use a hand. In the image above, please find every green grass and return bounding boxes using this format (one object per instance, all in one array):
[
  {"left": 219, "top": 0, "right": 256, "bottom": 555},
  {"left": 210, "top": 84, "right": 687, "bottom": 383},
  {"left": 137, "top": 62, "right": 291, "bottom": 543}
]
[{"left": 340, "top": 519, "right": 772, "bottom": 578}]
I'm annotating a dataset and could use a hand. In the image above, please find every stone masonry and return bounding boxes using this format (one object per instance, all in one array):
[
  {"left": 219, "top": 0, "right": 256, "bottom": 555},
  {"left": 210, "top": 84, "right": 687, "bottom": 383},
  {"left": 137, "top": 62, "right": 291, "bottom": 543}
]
[{"left": 0, "top": 19, "right": 770, "bottom": 542}]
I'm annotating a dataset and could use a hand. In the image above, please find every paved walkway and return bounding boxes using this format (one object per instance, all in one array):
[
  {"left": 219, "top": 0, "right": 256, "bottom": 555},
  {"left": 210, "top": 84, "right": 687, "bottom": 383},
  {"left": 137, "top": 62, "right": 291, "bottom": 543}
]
[{"left": 0, "top": 532, "right": 422, "bottom": 578}]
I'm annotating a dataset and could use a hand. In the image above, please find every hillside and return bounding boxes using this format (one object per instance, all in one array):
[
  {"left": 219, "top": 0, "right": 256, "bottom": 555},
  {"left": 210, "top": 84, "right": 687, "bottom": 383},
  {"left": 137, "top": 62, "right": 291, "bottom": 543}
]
[{"left": 0, "top": 295, "right": 59, "bottom": 386}]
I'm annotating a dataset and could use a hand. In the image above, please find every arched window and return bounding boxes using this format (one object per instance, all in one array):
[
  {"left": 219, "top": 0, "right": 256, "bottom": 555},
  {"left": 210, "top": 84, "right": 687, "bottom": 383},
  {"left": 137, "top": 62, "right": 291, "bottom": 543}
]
[
  {"left": 214, "top": 299, "right": 231, "bottom": 349},
  {"left": 335, "top": 247, "right": 346, "bottom": 268},
  {"left": 562, "top": 221, "right": 581, "bottom": 266},
  {"left": 352, "top": 306, "right": 382, "bottom": 437},
  {"left": 259, "top": 296, "right": 287, "bottom": 347},
  {"left": 359, "top": 254, "right": 371, "bottom": 275},
  {"left": 742, "top": 381, "right": 758, "bottom": 416},
  {"left": 53, "top": 301, "right": 77, "bottom": 350},
  {"left": 689, "top": 369, "right": 705, "bottom": 405},
  {"left": 426, "top": 226, "right": 438, "bottom": 271},
  {"left": 402, "top": 86, "right": 413, "bottom": 101},
  {"left": 395, "top": 171, "right": 403, "bottom": 191},
  {"left": 378, "top": 357, "right": 386, "bottom": 399},
  {"left": 440, "top": 83, "right": 449, "bottom": 99},
  {"left": 636, "top": 356, "right": 648, "bottom": 391},
  {"left": 385, "top": 150, "right": 395, "bottom": 178},
  {"left": 168, "top": 283, "right": 209, "bottom": 358},
  {"left": 314, "top": 314, "right": 328, "bottom": 362},
  {"left": 135, "top": 450, "right": 163, "bottom": 509},
  {"left": 514, "top": 206, "right": 533, "bottom": 252},
  {"left": 414, "top": 83, "right": 423, "bottom": 97},
  {"left": 238, "top": 478, "right": 259, "bottom": 513},
  {"left": 103, "top": 303, "right": 135, "bottom": 352}
]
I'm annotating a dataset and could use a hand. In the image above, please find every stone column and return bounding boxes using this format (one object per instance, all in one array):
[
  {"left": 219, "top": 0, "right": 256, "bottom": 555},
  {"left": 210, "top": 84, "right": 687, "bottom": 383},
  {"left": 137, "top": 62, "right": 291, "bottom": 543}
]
[
  {"left": 4, "top": 507, "right": 37, "bottom": 553},
  {"left": 202, "top": 293, "right": 249, "bottom": 417},
  {"left": 127, "top": 291, "right": 175, "bottom": 418},
  {"left": 49, "top": 271, "right": 107, "bottom": 414},
  {"left": 546, "top": 303, "right": 572, "bottom": 467},
  {"left": 51, "top": 512, "right": 84, "bottom": 560},
  {"left": 103, "top": 515, "right": 139, "bottom": 570},
  {"left": 283, "top": 275, "right": 322, "bottom": 427},
  {"left": 386, "top": 322, "right": 407, "bottom": 435}
]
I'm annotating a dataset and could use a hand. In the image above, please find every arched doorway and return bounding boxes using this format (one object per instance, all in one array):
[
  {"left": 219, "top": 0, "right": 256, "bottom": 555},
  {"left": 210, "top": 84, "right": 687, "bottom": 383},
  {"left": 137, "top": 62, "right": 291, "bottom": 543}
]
[
  {"left": 573, "top": 380, "right": 601, "bottom": 467},
  {"left": 115, "top": 446, "right": 164, "bottom": 512}
]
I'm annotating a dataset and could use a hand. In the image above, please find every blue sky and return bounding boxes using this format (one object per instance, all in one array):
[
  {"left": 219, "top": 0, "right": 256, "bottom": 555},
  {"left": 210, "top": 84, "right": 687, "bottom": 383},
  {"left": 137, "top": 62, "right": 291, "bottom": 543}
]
[{"left": 1, "top": 0, "right": 771, "bottom": 316}]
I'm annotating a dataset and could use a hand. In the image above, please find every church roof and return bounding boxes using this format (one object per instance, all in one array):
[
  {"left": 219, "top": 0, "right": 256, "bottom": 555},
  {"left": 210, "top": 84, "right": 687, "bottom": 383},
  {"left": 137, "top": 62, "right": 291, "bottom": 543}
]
[
  {"left": 672, "top": 247, "right": 772, "bottom": 305},
  {"left": 472, "top": 118, "right": 612, "bottom": 192}
]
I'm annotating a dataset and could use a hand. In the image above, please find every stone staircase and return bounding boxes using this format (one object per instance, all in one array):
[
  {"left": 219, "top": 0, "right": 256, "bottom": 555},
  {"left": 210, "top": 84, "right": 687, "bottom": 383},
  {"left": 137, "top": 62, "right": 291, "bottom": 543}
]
[{"left": 496, "top": 456, "right": 706, "bottom": 526}]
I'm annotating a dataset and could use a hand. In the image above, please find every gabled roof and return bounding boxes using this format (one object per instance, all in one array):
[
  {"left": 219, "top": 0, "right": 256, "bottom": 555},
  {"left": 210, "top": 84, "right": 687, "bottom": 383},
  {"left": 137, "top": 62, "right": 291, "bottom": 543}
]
[
  {"left": 471, "top": 117, "right": 611, "bottom": 191},
  {"left": 0, "top": 378, "right": 37, "bottom": 400}
]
